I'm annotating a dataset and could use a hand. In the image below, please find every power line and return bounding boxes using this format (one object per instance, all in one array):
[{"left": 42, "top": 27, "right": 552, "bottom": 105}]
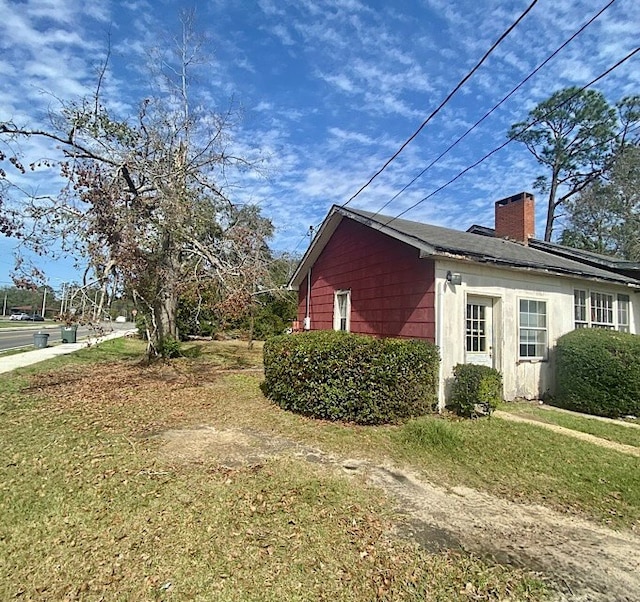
[
  {"left": 381, "top": 45, "right": 640, "bottom": 227},
  {"left": 341, "top": 0, "right": 539, "bottom": 209},
  {"left": 370, "top": 0, "right": 617, "bottom": 219},
  {"left": 291, "top": 230, "right": 310, "bottom": 255},
  {"left": 290, "top": 224, "right": 319, "bottom": 255}
]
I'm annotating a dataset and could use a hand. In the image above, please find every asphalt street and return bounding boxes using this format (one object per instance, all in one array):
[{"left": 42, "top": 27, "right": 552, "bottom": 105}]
[{"left": 0, "top": 322, "right": 135, "bottom": 352}]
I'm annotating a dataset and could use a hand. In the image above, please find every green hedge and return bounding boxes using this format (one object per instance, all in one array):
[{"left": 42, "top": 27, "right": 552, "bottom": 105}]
[
  {"left": 449, "top": 363, "right": 502, "bottom": 417},
  {"left": 262, "top": 331, "right": 439, "bottom": 425},
  {"left": 555, "top": 329, "right": 640, "bottom": 418}
]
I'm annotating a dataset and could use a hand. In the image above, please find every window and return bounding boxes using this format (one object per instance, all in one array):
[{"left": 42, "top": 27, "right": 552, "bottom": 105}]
[
  {"left": 519, "top": 299, "right": 547, "bottom": 359},
  {"left": 574, "top": 290, "right": 587, "bottom": 328},
  {"left": 618, "top": 294, "right": 630, "bottom": 332},
  {"left": 466, "top": 303, "right": 486, "bottom": 352},
  {"left": 590, "top": 292, "right": 614, "bottom": 329},
  {"left": 573, "top": 289, "right": 630, "bottom": 331},
  {"left": 333, "top": 290, "right": 351, "bottom": 332}
]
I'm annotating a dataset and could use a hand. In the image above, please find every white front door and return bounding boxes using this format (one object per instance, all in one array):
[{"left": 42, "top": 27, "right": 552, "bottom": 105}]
[{"left": 465, "top": 296, "right": 493, "bottom": 368}]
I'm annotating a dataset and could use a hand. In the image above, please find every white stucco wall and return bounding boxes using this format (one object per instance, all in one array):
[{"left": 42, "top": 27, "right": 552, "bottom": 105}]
[{"left": 434, "top": 259, "right": 639, "bottom": 406}]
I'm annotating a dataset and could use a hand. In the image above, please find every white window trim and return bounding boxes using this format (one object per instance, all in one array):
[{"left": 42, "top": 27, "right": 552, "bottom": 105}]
[
  {"left": 518, "top": 297, "right": 548, "bottom": 361},
  {"left": 618, "top": 294, "right": 630, "bottom": 333},
  {"left": 574, "top": 289, "right": 629, "bottom": 331},
  {"left": 333, "top": 289, "right": 351, "bottom": 332},
  {"left": 465, "top": 301, "right": 488, "bottom": 353},
  {"left": 590, "top": 291, "right": 614, "bottom": 329},
  {"left": 574, "top": 289, "right": 587, "bottom": 329}
]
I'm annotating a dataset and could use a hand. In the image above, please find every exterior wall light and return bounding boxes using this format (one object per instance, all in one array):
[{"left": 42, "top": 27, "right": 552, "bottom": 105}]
[{"left": 446, "top": 271, "right": 462, "bottom": 285}]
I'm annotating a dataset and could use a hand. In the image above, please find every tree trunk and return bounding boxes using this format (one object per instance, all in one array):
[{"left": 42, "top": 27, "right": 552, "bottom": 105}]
[
  {"left": 148, "top": 237, "right": 181, "bottom": 358},
  {"left": 154, "top": 285, "right": 178, "bottom": 341},
  {"left": 95, "top": 280, "right": 109, "bottom": 322},
  {"left": 247, "top": 301, "right": 255, "bottom": 350},
  {"left": 544, "top": 168, "right": 561, "bottom": 242}
]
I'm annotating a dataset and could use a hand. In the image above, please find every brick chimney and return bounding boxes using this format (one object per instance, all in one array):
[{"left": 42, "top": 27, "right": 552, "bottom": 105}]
[{"left": 494, "top": 192, "right": 535, "bottom": 244}]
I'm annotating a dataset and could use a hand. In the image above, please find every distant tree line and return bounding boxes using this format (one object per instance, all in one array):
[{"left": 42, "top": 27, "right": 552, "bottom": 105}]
[{"left": 0, "top": 285, "right": 54, "bottom": 315}]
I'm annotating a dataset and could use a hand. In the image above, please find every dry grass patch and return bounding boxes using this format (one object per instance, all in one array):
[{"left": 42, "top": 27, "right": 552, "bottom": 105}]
[
  {"left": 0, "top": 339, "right": 547, "bottom": 601},
  {"left": 14, "top": 339, "right": 640, "bottom": 530}
]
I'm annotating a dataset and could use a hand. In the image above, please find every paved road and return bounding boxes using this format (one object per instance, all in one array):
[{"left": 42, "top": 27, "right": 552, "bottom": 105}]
[{"left": 0, "top": 322, "right": 135, "bottom": 352}]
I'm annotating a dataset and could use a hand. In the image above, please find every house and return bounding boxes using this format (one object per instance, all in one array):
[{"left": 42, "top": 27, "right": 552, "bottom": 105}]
[{"left": 288, "top": 192, "right": 640, "bottom": 407}]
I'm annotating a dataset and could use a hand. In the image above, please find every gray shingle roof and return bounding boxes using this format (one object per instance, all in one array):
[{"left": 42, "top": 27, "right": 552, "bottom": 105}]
[
  {"left": 289, "top": 205, "right": 640, "bottom": 289},
  {"left": 358, "top": 206, "right": 635, "bottom": 281},
  {"left": 288, "top": 205, "right": 640, "bottom": 289},
  {"left": 469, "top": 223, "right": 640, "bottom": 272}
]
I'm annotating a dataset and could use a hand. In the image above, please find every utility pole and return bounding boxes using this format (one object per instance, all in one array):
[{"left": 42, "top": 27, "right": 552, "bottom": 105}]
[
  {"left": 2, "top": 293, "right": 6, "bottom": 317},
  {"left": 93, "top": 289, "right": 99, "bottom": 321},
  {"left": 60, "top": 283, "right": 67, "bottom": 315},
  {"left": 41, "top": 288, "right": 47, "bottom": 317}
]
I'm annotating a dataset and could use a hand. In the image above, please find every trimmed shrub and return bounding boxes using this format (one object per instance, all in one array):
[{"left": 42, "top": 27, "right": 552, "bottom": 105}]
[
  {"left": 262, "top": 331, "right": 439, "bottom": 425},
  {"left": 449, "top": 363, "right": 502, "bottom": 418},
  {"left": 555, "top": 329, "right": 640, "bottom": 418}
]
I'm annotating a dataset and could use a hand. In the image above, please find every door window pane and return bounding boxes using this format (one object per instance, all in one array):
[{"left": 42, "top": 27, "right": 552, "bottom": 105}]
[{"left": 466, "top": 303, "right": 486, "bottom": 352}]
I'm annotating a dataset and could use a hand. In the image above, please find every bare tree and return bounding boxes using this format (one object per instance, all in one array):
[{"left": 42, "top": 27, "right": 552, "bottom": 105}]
[{"left": 0, "top": 13, "right": 270, "bottom": 357}]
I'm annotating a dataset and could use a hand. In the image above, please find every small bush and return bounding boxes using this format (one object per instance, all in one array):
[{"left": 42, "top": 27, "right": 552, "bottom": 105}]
[
  {"left": 135, "top": 314, "right": 148, "bottom": 340},
  {"left": 449, "top": 363, "right": 502, "bottom": 418},
  {"left": 262, "top": 331, "right": 439, "bottom": 425},
  {"left": 555, "top": 329, "right": 640, "bottom": 418},
  {"left": 158, "top": 336, "right": 182, "bottom": 359}
]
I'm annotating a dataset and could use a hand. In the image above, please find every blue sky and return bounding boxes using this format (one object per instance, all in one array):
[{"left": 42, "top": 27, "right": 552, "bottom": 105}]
[{"left": 1, "top": 0, "right": 639, "bottom": 290}]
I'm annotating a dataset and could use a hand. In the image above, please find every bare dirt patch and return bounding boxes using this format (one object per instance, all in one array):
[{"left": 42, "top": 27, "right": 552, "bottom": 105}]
[
  {"left": 158, "top": 425, "right": 640, "bottom": 602},
  {"left": 158, "top": 426, "right": 299, "bottom": 467}
]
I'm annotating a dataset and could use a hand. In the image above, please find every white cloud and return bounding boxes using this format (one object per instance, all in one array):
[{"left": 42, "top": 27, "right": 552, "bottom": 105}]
[
  {"left": 2, "top": 0, "right": 639, "bottom": 284},
  {"left": 269, "top": 24, "right": 296, "bottom": 46}
]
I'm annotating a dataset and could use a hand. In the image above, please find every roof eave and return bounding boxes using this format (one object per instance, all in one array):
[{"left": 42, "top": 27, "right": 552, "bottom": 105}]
[
  {"left": 287, "top": 207, "right": 343, "bottom": 291},
  {"left": 470, "top": 255, "right": 640, "bottom": 288},
  {"left": 288, "top": 206, "right": 640, "bottom": 291},
  {"left": 529, "top": 239, "right": 640, "bottom": 272}
]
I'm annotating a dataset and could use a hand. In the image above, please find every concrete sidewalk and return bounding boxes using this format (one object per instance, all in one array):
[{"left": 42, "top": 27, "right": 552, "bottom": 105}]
[{"left": 0, "top": 329, "right": 137, "bottom": 374}]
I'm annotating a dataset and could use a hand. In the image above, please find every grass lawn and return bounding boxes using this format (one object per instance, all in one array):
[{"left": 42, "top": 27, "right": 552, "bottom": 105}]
[
  {"left": 500, "top": 401, "right": 640, "bottom": 449},
  {"left": 0, "top": 347, "right": 34, "bottom": 357},
  {"left": 395, "top": 415, "right": 640, "bottom": 527},
  {"left": 0, "top": 320, "right": 54, "bottom": 328},
  {"left": 3, "top": 338, "right": 638, "bottom": 600}
]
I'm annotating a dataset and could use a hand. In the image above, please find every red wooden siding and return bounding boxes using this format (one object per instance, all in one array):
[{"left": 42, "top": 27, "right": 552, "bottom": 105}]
[{"left": 297, "top": 218, "right": 436, "bottom": 340}]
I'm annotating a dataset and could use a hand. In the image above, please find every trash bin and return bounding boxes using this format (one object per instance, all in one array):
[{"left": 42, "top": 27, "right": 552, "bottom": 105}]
[
  {"left": 33, "top": 332, "right": 49, "bottom": 349},
  {"left": 61, "top": 325, "right": 78, "bottom": 343}
]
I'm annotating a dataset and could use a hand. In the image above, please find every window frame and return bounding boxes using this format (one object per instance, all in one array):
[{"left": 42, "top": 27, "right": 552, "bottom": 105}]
[
  {"left": 573, "top": 289, "right": 629, "bottom": 331},
  {"left": 466, "top": 302, "right": 487, "bottom": 353},
  {"left": 518, "top": 298, "right": 548, "bottom": 360},
  {"left": 574, "top": 289, "right": 588, "bottom": 329},
  {"left": 590, "top": 291, "right": 615, "bottom": 329},
  {"left": 333, "top": 289, "right": 351, "bottom": 332},
  {"left": 618, "top": 293, "right": 630, "bottom": 333}
]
